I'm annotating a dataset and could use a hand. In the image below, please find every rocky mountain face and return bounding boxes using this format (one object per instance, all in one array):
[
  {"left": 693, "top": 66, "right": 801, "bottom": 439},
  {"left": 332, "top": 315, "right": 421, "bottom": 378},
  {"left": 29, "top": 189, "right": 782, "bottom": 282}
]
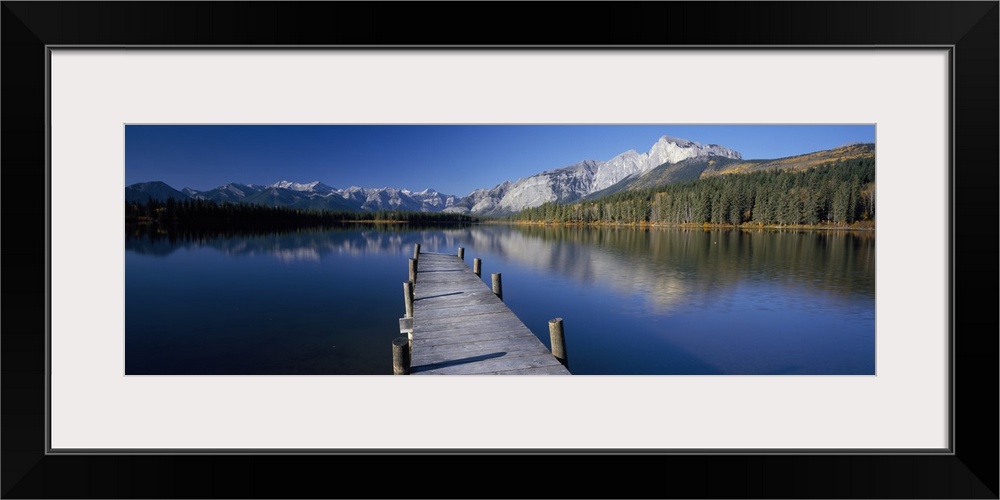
[
  {"left": 490, "top": 161, "right": 600, "bottom": 214},
  {"left": 432, "top": 181, "right": 512, "bottom": 215},
  {"left": 444, "top": 135, "right": 741, "bottom": 215}
]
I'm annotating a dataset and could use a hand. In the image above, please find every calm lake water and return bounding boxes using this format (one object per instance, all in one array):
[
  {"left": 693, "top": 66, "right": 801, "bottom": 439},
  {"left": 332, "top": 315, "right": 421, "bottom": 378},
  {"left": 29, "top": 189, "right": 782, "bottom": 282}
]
[{"left": 125, "top": 224, "right": 875, "bottom": 375}]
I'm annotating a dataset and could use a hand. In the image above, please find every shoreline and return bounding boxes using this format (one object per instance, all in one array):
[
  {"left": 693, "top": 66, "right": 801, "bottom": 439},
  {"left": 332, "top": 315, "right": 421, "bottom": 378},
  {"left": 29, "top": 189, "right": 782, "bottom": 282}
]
[{"left": 489, "top": 220, "right": 876, "bottom": 231}]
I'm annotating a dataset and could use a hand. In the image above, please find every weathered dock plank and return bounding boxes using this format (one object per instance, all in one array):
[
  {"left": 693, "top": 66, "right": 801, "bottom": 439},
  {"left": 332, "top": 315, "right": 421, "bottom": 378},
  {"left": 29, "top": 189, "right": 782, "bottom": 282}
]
[
  {"left": 408, "top": 251, "right": 570, "bottom": 375},
  {"left": 413, "top": 325, "right": 532, "bottom": 342},
  {"left": 412, "top": 353, "right": 568, "bottom": 375},
  {"left": 415, "top": 302, "right": 511, "bottom": 319}
]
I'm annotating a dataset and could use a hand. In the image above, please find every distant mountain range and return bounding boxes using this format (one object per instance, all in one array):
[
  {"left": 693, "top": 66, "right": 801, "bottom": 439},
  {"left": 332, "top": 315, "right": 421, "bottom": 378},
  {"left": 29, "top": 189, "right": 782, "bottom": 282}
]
[
  {"left": 127, "top": 180, "right": 459, "bottom": 213},
  {"left": 126, "top": 136, "right": 873, "bottom": 215}
]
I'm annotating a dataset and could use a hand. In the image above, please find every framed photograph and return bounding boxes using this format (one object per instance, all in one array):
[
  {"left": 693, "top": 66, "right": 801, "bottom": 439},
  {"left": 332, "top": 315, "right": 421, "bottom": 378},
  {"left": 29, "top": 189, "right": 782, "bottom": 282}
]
[{"left": 4, "top": 2, "right": 996, "bottom": 498}]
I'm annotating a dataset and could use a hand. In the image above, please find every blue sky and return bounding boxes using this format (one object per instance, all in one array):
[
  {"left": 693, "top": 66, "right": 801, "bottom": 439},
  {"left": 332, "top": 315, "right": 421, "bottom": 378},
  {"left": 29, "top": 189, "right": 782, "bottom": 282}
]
[{"left": 125, "top": 125, "right": 875, "bottom": 197}]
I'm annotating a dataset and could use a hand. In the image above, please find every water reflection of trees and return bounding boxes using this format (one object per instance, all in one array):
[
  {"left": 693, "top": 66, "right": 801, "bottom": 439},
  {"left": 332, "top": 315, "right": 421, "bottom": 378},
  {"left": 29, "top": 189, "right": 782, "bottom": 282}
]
[
  {"left": 472, "top": 225, "right": 875, "bottom": 311},
  {"left": 126, "top": 223, "right": 875, "bottom": 310},
  {"left": 124, "top": 223, "right": 475, "bottom": 260}
]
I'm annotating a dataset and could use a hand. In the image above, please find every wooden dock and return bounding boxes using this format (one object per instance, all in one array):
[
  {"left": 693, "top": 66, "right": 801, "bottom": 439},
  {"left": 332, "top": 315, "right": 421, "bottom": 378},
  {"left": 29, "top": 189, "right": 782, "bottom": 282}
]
[{"left": 399, "top": 250, "right": 571, "bottom": 375}]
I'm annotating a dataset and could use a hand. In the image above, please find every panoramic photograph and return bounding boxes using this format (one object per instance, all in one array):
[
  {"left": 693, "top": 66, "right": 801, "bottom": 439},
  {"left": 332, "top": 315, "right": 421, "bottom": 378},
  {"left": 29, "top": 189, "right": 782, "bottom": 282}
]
[{"left": 125, "top": 124, "right": 876, "bottom": 375}]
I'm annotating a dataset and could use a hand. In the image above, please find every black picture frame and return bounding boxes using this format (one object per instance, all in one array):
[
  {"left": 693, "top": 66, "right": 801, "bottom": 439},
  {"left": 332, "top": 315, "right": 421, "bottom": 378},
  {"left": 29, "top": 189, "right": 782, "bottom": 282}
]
[{"left": 3, "top": 2, "right": 997, "bottom": 498}]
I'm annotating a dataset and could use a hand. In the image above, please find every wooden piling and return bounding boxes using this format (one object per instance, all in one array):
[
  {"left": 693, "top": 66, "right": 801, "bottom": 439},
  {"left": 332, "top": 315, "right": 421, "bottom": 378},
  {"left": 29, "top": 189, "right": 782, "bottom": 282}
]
[
  {"left": 392, "top": 336, "right": 410, "bottom": 375},
  {"left": 403, "top": 281, "right": 414, "bottom": 318},
  {"left": 409, "top": 258, "right": 417, "bottom": 284},
  {"left": 473, "top": 258, "right": 482, "bottom": 277},
  {"left": 413, "top": 243, "right": 420, "bottom": 260},
  {"left": 549, "top": 318, "right": 568, "bottom": 367},
  {"left": 492, "top": 273, "right": 503, "bottom": 301},
  {"left": 458, "top": 247, "right": 465, "bottom": 260}
]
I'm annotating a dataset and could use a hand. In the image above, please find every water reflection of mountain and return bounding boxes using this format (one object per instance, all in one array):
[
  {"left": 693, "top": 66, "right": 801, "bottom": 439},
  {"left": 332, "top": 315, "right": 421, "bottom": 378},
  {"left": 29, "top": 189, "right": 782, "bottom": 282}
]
[
  {"left": 468, "top": 225, "right": 875, "bottom": 311},
  {"left": 124, "top": 224, "right": 477, "bottom": 261},
  {"left": 126, "top": 224, "right": 874, "bottom": 311}
]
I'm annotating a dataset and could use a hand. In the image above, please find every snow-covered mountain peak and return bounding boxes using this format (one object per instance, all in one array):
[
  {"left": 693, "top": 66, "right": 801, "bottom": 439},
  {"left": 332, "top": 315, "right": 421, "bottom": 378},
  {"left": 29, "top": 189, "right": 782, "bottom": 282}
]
[
  {"left": 268, "top": 180, "right": 335, "bottom": 192},
  {"left": 657, "top": 135, "right": 695, "bottom": 148},
  {"left": 653, "top": 135, "right": 741, "bottom": 160}
]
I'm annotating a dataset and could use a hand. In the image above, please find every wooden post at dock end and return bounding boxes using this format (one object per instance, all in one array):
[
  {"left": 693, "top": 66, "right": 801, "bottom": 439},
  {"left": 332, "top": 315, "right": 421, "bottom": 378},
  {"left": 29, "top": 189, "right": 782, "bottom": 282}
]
[
  {"left": 403, "top": 281, "right": 414, "bottom": 318},
  {"left": 413, "top": 243, "right": 420, "bottom": 260},
  {"left": 408, "top": 258, "right": 417, "bottom": 284},
  {"left": 473, "top": 258, "right": 482, "bottom": 278},
  {"left": 458, "top": 247, "right": 465, "bottom": 260},
  {"left": 392, "top": 337, "right": 411, "bottom": 375},
  {"left": 492, "top": 273, "right": 503, "bottom": 302},
  {"left": 549, "top": 318, "right": 568, "bottom": 368}
]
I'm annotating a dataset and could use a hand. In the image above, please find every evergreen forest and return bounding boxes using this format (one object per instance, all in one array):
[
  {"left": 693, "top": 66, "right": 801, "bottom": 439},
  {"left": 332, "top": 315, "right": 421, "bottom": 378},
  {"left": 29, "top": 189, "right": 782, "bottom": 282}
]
[
  {"left": 125, "top": 197, "right": 479, "bottom": 235},
  {"left": 509, "top": 157, "right": 875, "bottom": 226}
]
